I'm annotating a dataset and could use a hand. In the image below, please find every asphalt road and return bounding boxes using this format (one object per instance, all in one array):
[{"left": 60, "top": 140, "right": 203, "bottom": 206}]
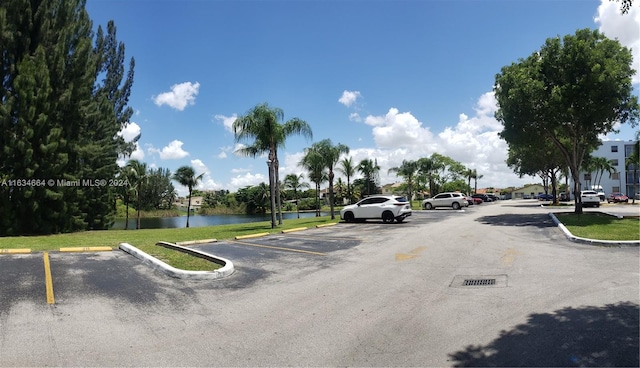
[{"left": 0, "top": 201, "right": 638, "bottom": 367}]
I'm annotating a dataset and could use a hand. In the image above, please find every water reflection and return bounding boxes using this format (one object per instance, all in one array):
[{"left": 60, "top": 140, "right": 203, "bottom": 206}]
[{"left": 111, "top": 212, "right": 328, "bottom": 229}]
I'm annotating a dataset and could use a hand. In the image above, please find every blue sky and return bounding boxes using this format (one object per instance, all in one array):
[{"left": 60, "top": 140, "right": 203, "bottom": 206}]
[{"left": 85, "top": 0, "right": 639, "bottom": 196}]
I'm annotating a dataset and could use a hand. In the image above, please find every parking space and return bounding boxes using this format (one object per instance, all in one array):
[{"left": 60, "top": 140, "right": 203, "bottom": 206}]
[{"left": 0, "top": 254, "right": 45, "bottom": 313}]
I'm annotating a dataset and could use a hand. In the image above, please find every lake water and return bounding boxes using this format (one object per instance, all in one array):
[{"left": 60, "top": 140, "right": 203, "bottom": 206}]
[{"left": 111, "top": 211, "right": 329, "bottom": 229}]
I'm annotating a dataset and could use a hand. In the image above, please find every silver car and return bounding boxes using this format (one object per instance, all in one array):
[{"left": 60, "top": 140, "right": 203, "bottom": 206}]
[
  {"left": 422, "top": 192, "right": 468, "bottom": 210},
  {"left": 340, "top": 195, "right": 412, "bottom": 223}
]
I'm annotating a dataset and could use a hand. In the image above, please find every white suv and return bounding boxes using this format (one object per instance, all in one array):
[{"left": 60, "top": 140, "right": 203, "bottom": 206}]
[
  {"left": 422, "top": 192, "right": 468, "bottom": 210},
  {"left": 340, "top": 195, "right": 412, "bottom": 223},
  {"left": 580, "top": 190, "right": 600, "bottom": 208}
]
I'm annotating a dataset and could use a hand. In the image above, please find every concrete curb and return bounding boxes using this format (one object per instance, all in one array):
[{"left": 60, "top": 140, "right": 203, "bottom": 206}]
[
  {"left": 316, "top": 223, "right": 338, "bottom": 228},
  {"left": 235, "top": 232, "right": 269, "bottom": 240},
  {"left": 175, "top": 239, "right": 217, "bottom": 246},
  {"left": 0, "top": 248, "right": 31, "bottom": 254},
  {"left": 548, "top": 213, "right": 640, "bottom": 247},
  {"left": 119, "top": 242, "right": 234, "bottom": 280},
  {"left": 282, "top": 227, "right": 308, "bottom": 233},
  {"left": 60, "top": 246, "right": 112, "bottom": 252}
]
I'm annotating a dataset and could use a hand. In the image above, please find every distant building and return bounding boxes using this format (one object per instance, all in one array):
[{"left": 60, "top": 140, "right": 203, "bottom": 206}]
[
  {"left": 174, "top": 196, "right": 204, "bottom": 211},
  {"left": 573, "top": 140, "right": 638, "bottom": 197},
  {"left": 511, "top": 184, "right": 546, "bottom": 199}
]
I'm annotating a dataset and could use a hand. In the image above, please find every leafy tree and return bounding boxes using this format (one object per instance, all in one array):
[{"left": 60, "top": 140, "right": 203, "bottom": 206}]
[
  {"left": 117, "top": 165, "right": 136, "bottom": 230},
  {"left": 235, "top": 184, "right": 269, "bottom": 214},
  {"left": 140, "top": 167, "right": 176, "bottom": 211},
  {"left": 337, "top": 156, "right": 357, "bottom": 204},
  {"left": 506, "top": 140, "right": 564, "bottom": 202},
  {"left": 0, "top": 0, "right": 134, "bottom": 234},
  {"left": 312, "top": 139, "right": 349, "bottom": 219},
  {"left": 417, "top": 156, "right": 443, "bottom": 197},
  {"left": 283, "top": 173, "right": 309, "bottom": 218},
  {"left": 388, "top": 160, "right": 419, "bottom": 202},
  {"left": 300, "top": 147, "right": 327, "bottom": 216},
  {"left": 172, "top": 166, "right": 203, "bottom": 228},
  {"left": 495, "top": 29, "right": 638, "bottom": 213},
  {"left": 358, "top": 159, "right": 380, "bottom": 197},
  {"left": 233, "top": 103, "right": 312, "bottom": 227}
]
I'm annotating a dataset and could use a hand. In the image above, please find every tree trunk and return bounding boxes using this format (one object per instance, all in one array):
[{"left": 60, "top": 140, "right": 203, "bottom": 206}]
[
  {"left": 275, "top": 159, "right": 282, "bottom": 225},
  {"left": 125, "top": 195, "right": 129, "bottom": 230},
  {"left": 186, "top": 190, "right": 191, "bottom": 228},
  {"left": 268, "top": 157, "right": 276, "bottom": 228},
  {"left": 329, "top": 171, "right": 335, "bottom": 220}
]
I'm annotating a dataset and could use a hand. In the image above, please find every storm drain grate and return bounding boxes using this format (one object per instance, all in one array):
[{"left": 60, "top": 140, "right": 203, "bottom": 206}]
[{"left": 463, "top": 278, "right": 496, "bottom": 286}]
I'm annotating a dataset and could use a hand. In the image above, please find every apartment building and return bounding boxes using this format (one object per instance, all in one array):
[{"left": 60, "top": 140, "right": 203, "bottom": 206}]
[{"left": 575, "top": 140, "right": 639, "bottom": 197}]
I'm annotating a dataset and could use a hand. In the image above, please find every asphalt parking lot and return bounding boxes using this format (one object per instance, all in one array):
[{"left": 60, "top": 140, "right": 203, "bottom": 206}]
[{"left": 1, "top": 201, "right": 638, "bottom": 367}]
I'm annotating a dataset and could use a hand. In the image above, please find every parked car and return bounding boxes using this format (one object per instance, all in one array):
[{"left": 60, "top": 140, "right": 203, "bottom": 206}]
[
  {"left": 340, "top": 195, "right": 412, "bottom": 223},
  {"left": 466, "top": 196, "right": 482, "bottom": 205},
  {"left": 422, "top": 192, "right": 468, "bottom": 210},
  {"left": 580, "top": 190, "right": 600, "bottom": 208},
  {"left": 607, "top": 192, "right": 629, "bottom": 203},
  {"left": 472, "top": 193, "right": 491, "bottom": 202},
  {"left": 486, "top": 194, "right": 499, "bottom": 201},
  {"left": 537, "top": 193, "right": 554, "bottom": 201},
  {"left": 635, "top": 193, "right": 640, "bottom": 200}
]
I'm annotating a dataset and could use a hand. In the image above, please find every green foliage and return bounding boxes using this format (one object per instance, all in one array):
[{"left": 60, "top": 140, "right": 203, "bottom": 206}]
[
  {"left": 234, "top": 183, "right": 270, "bottom": 214},
  {"left": 495, "top": 28, "right": 639, "bottom": 214},
  {"left": 0, "top": 0, "right": 134, "bottom": 235}
]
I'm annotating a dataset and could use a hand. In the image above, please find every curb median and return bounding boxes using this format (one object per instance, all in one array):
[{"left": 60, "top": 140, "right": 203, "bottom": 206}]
[{"left": 548, "top": 212, "right": 640, "bottom": 247}]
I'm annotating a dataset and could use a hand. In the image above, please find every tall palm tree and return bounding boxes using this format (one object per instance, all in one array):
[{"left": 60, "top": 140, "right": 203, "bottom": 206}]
[
  {"left": 472, "top": 169, "right": 483, "bottom": 194},
  {"left": 300, "top": 147, "right": 327, "bottom": 217},
  {"left": 283, "top": 173, "right": 309, "bottom": 218},
  {"left": 464, "top": 168, "right": 474, "bottom": 194},
  {"left": 314, "top": 139, "right": 349, "bottom": 219},
  {"left": 172, "top": 165, "right": 204, "bottom": 228},
  {"left": 388, "top": 160, "right": 418, "bottom": 204},
  {"left": 358, "top": 158, "right": 380, "bottom": 197},
  {"left": 626, "top": 135, "right": 639, "bottom": 204},
  {"left": 118, "top": 165, "right": 136, "bottom": 230},
  {"left": 338, "top": 157, "right": 356, "bottom": 204},
  {"left": 591, "top": 156, "right": 616, "bottom": 189},
  {"left": 233, "top": 103, "right": 313, "bottom": 227},
  {"left": 126, "top": 159, "right": 147, "bottom": 230}
]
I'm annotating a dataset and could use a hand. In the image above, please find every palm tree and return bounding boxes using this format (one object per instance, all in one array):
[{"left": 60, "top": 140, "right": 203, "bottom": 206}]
[
  {"left": 591, "top": 156, "right": 617, "bottom": 189},
  {"left": 233, "top": 103, "right": 313, "bottom": 228},
  {"left": 283, "top": 173, "right": 309, "bottom": 218},
  {"left": 172, "top": 166, "right": 204, "bottom": 228},
  {"left": 313, "top": 139, "right": 349, "bottom": 219},
  {"left": 338, "top": 157, "right": 357, "bottom": 204},
  {"left": 388, "top": 160, "right": 418, "bottom": 204},
  {"left": 300, "top": 147, "right": 327, "bottom": 217},
  {"left": 472, "top": 169, "right": 483, "bottom": 194},
  {"left": 464, "top": 168, "right": 474, "bottom": 194},
  {"left": 126, "top": 159, "right": 147, "bottom": 230},
  {"left": 118, "top": 165, "right": 136, "bottom": 230},
  {"left": 358, "top": 159, "right": 380, "bottom": 197}
]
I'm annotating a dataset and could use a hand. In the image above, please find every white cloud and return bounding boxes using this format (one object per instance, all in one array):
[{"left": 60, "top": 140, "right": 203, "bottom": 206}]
[
  {"left": 229, "top": 172, "right": 268, "bottom": 190},
  {"left": 118, "top": 122, "right": 141, "bottom": 142},
  {"left": 153, "top": 82, "right": 200, "bottom": 110},
  {"left": 116, "top": 122, "right": 144, "bottom": 166},
  {"left": 214, "top": 114, "right": 238, "bottom": 133},
  {"left": 595, "top": 0, "right": 640, "bottom": 84},
  {"left": 189, "top": 159, "right": 222, "bottom": 192},
  {"left": 150, "top": 140, "right": 189, "bottom": 160},
  {"left": 349, "top": 113, "right": 362, "bottom": 122},
  {"left": 344, "top": 91, "right": 533, "bottom": 189},
  {"left": 217, "top": 151, "right": 228, "bottom": 159},
  {"left": 338, "top": 90, "right": 362, "bottom": 107}
]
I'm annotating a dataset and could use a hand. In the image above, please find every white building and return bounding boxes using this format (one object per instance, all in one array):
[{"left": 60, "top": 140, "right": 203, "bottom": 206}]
[{"left": 574, "top": 140, "right": 638, "bottom": 197}]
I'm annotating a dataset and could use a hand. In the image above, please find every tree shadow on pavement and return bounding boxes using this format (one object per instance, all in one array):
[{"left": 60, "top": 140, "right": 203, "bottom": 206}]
[
  {"left": 448, "top": 301, "right": 639, "bottom": 367},
  {"left": 476, "top": 213, "right": 555, "bottom": 228}
]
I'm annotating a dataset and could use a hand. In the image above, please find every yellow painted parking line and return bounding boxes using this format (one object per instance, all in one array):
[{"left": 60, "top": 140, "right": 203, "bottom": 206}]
[
  {"left": 0, "top": 248, "right": 31, "bottom": 254},
  {"left": 228, "top": 239, "right": 327, "bottom": 256},
  {"left": 316, "top": 223, "right": 338, "bottom": 228},
  {"left": 235, "top": 232, "right": 269, "bottom": 240},
  {"left": 281, "top": 227, "right": 308, "bottom": 234},
  {"left": 176, "top": 239, "right": 217, "bottom": 246},
  {"left": 59, "top": 246, "right": 112, "bottom": 252},
  {"left": 43, "top": 252, "right": 55, "bottom": 304}
]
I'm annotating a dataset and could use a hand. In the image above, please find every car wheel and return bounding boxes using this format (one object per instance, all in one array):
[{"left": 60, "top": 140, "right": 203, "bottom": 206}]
[
  {"left": 382, "top": 211, "right": 394, "bottom": 223},
  {"left": 452, "top": 202, "right": 461, "bottom": 210},
  {"left": 344, "top": 211, "right": 355, "bottom": 222},
  {"left": 395, "top": 217, "right": 404, "bottom": 223},
  {"left": 424, "top": 203, "right": 433, "bottom": 210},
  {"left": 596, "top": 203, "right": 600, "bottom": 208}
]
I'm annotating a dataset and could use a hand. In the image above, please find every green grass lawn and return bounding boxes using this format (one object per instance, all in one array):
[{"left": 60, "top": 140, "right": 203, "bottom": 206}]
[
  {"left": 0, "top": 216, "right": 341, "bottom": 271},
  {"left": 555, "top": 213, "right": 640, "bottom": 241}
]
